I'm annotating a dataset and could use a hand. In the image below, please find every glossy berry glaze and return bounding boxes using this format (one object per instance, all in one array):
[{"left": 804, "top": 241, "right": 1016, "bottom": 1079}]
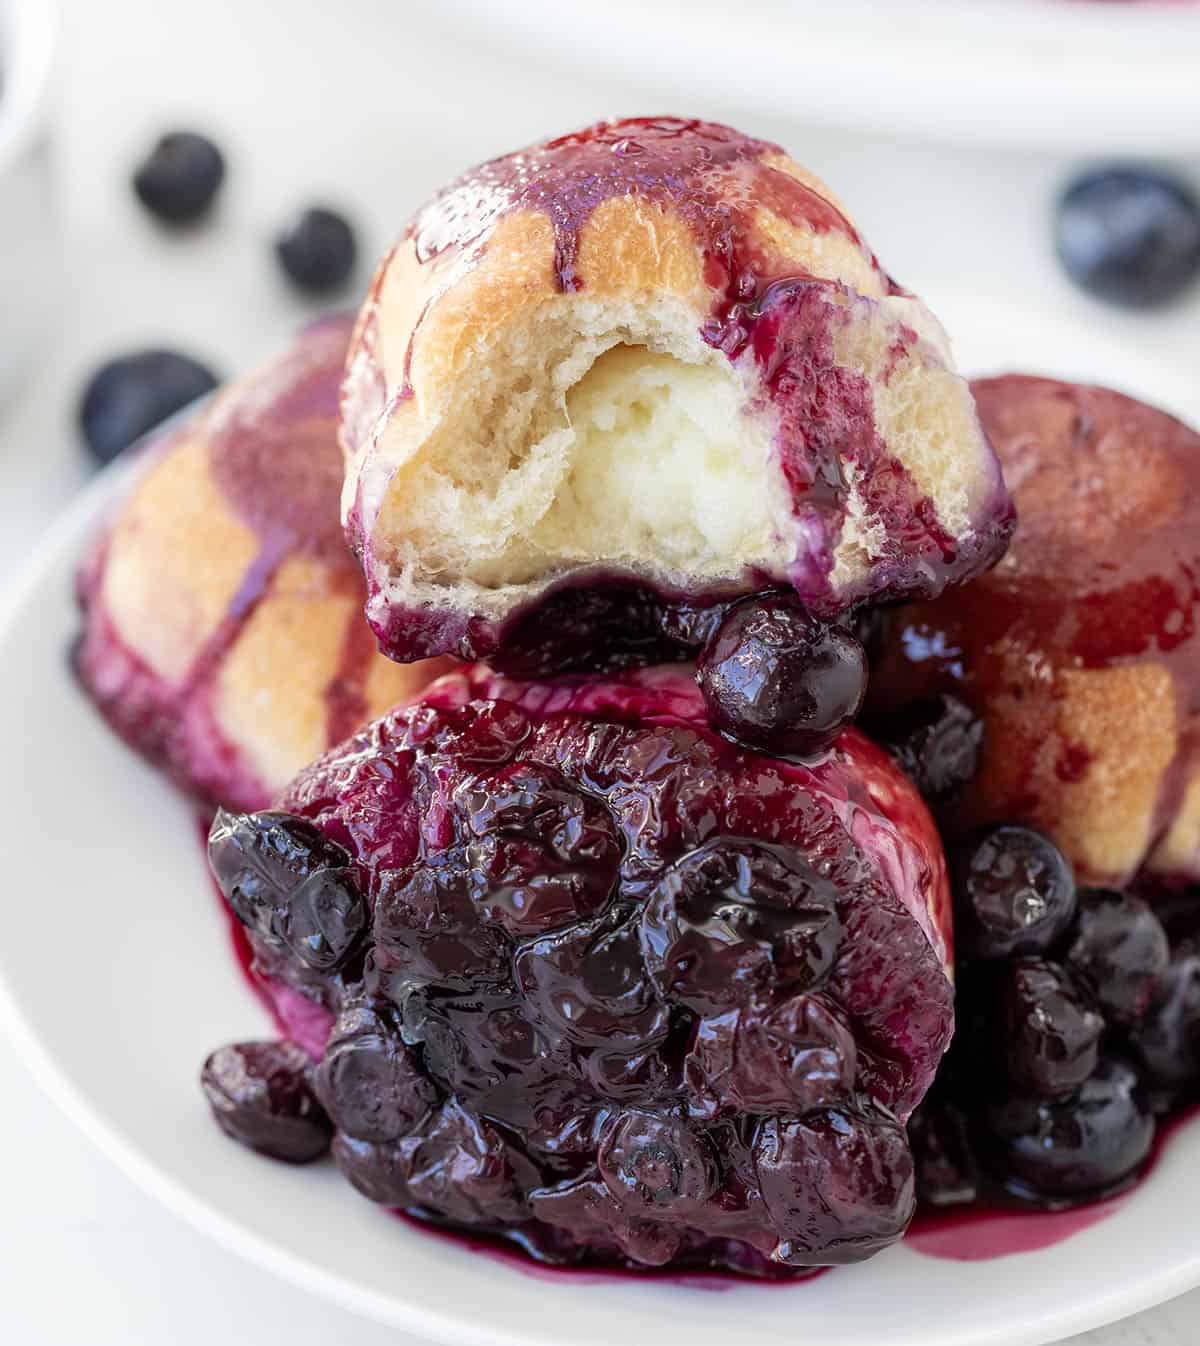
[
  {"left": 346, "top": 117, "right": 1013, "bottom": 670},
  {"left": 207, "top": 664, "right": 953, "bottom": 1275},
  {"left": 74, "top": 316, "right": 392, "bottom": 812},
  {"left": 868, "top": 375, "right": 1200, "bottom": 885}
]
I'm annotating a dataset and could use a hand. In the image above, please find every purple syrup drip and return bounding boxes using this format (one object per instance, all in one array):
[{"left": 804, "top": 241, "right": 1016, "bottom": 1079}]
[{"left": 207, "top": 314, "right": 357, "bottom": 566}]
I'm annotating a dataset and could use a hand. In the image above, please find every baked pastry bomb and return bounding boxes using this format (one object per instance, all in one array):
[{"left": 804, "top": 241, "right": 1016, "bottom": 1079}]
[
  {"left": 341, "top": 116, "right": 1013, "bottom": 672},
  {"left": 870, "top": 374, "right": 1200, "bottom": 887},
  {"left": 75, "top": 316, "right": 452, "bottom": 812},
  {"left": 204, "top": 665, "right": 953, "bottom": 1274}
]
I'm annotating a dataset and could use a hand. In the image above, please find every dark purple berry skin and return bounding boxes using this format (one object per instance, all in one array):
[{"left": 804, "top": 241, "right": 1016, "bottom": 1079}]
[
  {"left": 1067, "top": 890, "right": 1169, "bottom": 1026},
  {"left": 981, "top": 1057, "right": 1154, "bottom": 1201},
  {"left": 275, "top": 207, "right": 358, "bottom": 294},
  {"left": 753, "top": 1107, "right": 915, "bottom": 1266},
  {"left": 639, "top": 838, "right": 842, "bottom": 1015},
  {"left": 697, "top": 593, "right": 868, "bottom": 759},
  {"left": 208, "top": 810, "right": 366, "bottom": 973},
  {"left": 1004, "top": 959, "right": 1103, "bottom": 1099},
  {"left": 317, "top": 1001, "right": 436, "bottom": 1141},
  {"left": 79, "top": 350, "right": 219, "bottom": 464},
  {"left": 951, "top": 826, "right": 1076, "bottom": 961},
  {"left": 201, "top": 1040, "right": 331, "bottom": 1163},
  {"left": 1127, "top": 954, "right": 1200, "bottom": 1098},
  {"left": 133, "top": 131, "right": 225, "bottom": 224},
  {"left": 1055, "top": 167, "right": 1200, "bottom": 309},
  {"left": 877, "top": 694, "right": 983, "bottom": 806},
  {"left": 908, "top": 1097, "right": 978, "bottom": 1208}
]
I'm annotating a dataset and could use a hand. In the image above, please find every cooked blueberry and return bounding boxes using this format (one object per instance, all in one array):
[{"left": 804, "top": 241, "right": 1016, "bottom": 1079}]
[
  {"left": 981, "top": 1057, "right": 1154, "bottom": 1199},
  {"left": 459, "top": 763, "right": 621, "bottom": 934},
  {"left": 317, "top": 1001, "right": 436, "bottom": 1141},
  {"left": 208, "top": 809, "right": 365, "bottom": 972},
  {"left": 332, "top": 1100, "right": 528, "bottom": 1223},
  {"left": 1067, "top": 889, "right": 1169, "bottom": 1025},
  {"left": 697, "top": 593, "right": 867, "bottom": 758},
  {"left": 373, "top": 855, "right": 510, "bottom": 987},
  {"left": 1056, "top": 167, "right": 1200, "bottom": 309},
  {"left": 275, "top": 206, "right": 357, "bottom": 294},
  {"left": 79, "top": 350, "right": 219, "bottom": 464},
  {"left": 1004, "top": 959, "right": 1103, "bottom": 1099},
  {"left": 515, "top": 905, "right": 669, "bottom": 1048},
  {"left": 640, "top": 837, "right": 842, "bottom": 1014},
  {"left": 132, "top": 131, "right": 225, "bottom": 223},
  {"left": 598, "top": 1110, "right": 715, "bottom": 1214},
  {"left": 685, "top": 993, "right": 856, "bottom": 1118},
  {"left": 753, "top": 1107, "right": 915, "bottom": 1265},
  {"left": 1128, "top": 953, "right": 1200, "bottom": 1095},
  {"left": 201, "top": 1040, "right": 331, "bottom": 1163},
  {"left": 878, "top": 694, "right": 983, "bottom": 806},
  {"left": 951, "top": 826, "right": 1076, "bottom": 961},
  {"left": 908, "top": 1097, "right": 978, "bottom": 1208}
]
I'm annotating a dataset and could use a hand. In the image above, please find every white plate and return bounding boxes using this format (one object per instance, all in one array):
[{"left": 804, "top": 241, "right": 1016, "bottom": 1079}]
[
  {"left": 440, "top": 0, "right": 1200, "bottom": 153},
  {"left": 4, "top": 298, "right": 1200, "bottom": 1346}
]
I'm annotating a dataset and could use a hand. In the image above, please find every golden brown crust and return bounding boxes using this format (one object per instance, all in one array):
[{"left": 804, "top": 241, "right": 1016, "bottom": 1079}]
[
  {"left": 871, "top": 373, "right": 1200, "bottom": 886},
  {"left": 84, "top": 323, "right": 453, "bottom": 808}
]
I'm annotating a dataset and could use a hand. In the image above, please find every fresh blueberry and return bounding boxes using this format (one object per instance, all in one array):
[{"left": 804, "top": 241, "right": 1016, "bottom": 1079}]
[
  {"left": 79, "top": 350, "right": 219, "bottom": 464},
  {"left": 951, "top": 826, "right": 1077, "bottom": 961},
  {"left": 132, "top": 131, "right": 226, "bottom": 224},
  {"left": 697, "top": 593, "right": 868, "bottom": 758},
  {"left": 200, "top": 1040, "right": 331, "bottom": 1163},
  {"left": 1067, "top": 889, "right": 1169, "bottom": 1026},
  {"left": 878, "top": 694, "right": 984, "bottom": 806},
  {"left": 981, "top": 1057, "right": 1154, "bottom": 1200},
  {"left": 275, "top": 207, "right": 358, "bottom": 294},
  {"left": 1055, "top": 167, "right": 1200, "bottom": 309},
  {"left": 1004, "top": 959, "right": 1103, "bottom": 1099}
]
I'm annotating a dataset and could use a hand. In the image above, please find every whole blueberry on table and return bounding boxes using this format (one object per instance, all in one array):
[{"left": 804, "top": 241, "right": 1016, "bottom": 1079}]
[
  {"left": 1055, "top": 167, "right": 1200, "bottom": 308},
  {"left": 78, "top": 349, "right": 219, "bottom": 464},
  {"left": 697, "top": 593, "right": 868, "bottom": 759},
  {"left": 132, "top": 131, "right": 226, "bottom": 224},
  {"left": 275, "top": 206, "right": 358, "bottom": 294}
]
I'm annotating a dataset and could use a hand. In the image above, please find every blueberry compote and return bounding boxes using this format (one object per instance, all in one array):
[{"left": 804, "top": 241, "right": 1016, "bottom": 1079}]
[
  {"left": 204, "top": 665, "right": 953, "bottom": 1276},
  {"left": 908, "top": 827, "right": 1191, "bottom": 1216}
]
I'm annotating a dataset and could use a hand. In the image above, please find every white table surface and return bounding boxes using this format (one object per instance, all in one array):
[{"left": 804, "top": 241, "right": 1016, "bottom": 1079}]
[{"left": 2, "top": 2, "right": 1200, "bottom": 1342}]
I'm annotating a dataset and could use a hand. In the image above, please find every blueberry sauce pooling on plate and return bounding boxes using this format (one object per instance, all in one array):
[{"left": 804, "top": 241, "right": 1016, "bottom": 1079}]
[
  {"left": 352, "top": 118, "right": 1013, "bottom": 672},
  {"left": 204, "top": 666, "right": 954, "bottom": 1276}
]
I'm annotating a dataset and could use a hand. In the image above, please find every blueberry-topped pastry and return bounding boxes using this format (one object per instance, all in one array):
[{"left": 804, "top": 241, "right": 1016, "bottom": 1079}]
[
  {"left": 75, "top": 317, "right": 453, "bottom": 811},
  {"left": 340, "top": 117, "right": 1013, "bottom": 672},
  {"left": 208, "top": 665, "right": 953, "bottom": 1273}
]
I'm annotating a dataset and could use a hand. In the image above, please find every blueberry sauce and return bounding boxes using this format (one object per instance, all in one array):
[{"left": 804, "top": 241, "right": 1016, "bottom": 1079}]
[
  {"left": 204, "top": 665, "right": 953, "bottom": 1275},
  {"left": 74, "top": 316, "right": 386, "bottom": 812},
  {"left": 351, "top": 118, "right": 1013, "bottom": 670}
]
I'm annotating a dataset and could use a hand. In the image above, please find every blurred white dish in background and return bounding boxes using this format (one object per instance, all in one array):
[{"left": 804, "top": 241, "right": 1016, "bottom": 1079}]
[
  {"left": 0, "top": 0, "right": 57, "bottom": 409},
  {"left": 438, "top": 0, "right": 1200, "bottom": 153}
]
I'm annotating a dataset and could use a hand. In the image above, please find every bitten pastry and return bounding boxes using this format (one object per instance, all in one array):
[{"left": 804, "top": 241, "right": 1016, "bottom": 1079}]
[
  {"left": 75, "top": 316, "right": 452, "bottom": 812},
  {"left": 870, "top": 374, "right": 1200, "bottom": 887},
  {"left": 205, "top": 664, "right": 953, "bottom": 1274},
  {"left": 341, "top": 116, "right": 1013, "bottom": 670}
]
